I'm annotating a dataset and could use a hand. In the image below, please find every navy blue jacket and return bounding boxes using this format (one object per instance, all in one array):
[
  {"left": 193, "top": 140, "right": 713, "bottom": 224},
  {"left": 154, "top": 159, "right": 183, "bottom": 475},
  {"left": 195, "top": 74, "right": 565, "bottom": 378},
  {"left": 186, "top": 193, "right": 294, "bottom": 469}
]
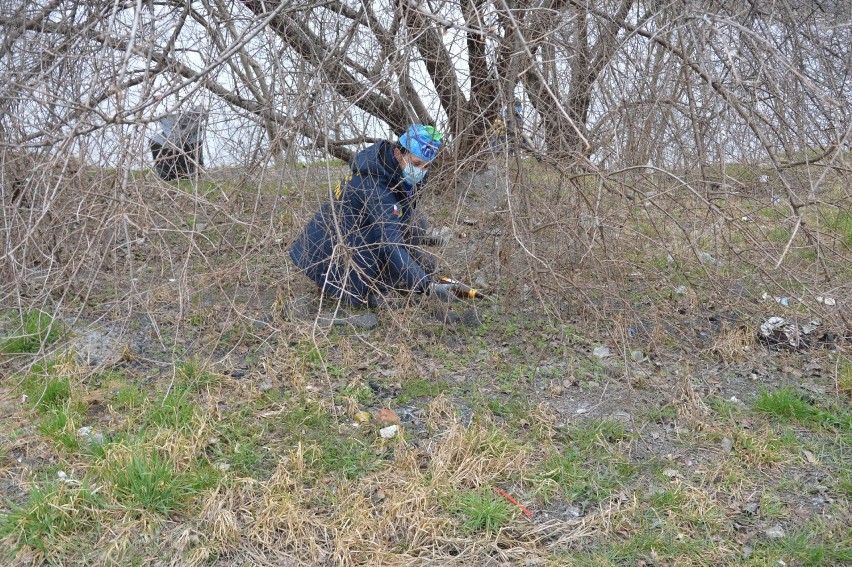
[{"left": 289, "top": 141, "right": 430, "bottom": 306}]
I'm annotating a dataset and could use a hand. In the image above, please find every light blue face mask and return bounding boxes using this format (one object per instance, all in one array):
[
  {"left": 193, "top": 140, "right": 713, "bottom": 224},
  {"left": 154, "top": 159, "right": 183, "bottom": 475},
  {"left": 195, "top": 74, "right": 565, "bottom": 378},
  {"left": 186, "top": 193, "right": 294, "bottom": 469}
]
[{"left": 403, "top": 162, "right": 427, "bottom": 188}]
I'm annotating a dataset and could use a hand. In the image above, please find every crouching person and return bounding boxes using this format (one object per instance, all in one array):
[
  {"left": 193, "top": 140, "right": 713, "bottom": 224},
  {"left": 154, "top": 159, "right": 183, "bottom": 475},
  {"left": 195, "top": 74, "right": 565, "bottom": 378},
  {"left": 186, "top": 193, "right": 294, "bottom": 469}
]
[{"left": 289, "top": 124, "right": 453, "bottom": 309}]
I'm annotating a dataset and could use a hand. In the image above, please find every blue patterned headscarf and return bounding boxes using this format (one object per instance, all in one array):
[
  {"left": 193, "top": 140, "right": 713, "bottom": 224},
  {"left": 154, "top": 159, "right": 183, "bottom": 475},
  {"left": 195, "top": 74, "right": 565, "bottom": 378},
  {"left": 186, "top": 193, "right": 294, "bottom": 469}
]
[{"left": 398, "top": 125, "right": 443, "bottom": 161}]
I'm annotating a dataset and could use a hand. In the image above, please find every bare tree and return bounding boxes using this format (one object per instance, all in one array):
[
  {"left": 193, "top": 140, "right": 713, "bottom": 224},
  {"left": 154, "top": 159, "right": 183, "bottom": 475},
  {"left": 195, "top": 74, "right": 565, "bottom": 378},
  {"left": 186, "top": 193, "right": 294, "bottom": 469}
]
[{"left": 1, "top": 0, "right": 850, "bottom": 336}]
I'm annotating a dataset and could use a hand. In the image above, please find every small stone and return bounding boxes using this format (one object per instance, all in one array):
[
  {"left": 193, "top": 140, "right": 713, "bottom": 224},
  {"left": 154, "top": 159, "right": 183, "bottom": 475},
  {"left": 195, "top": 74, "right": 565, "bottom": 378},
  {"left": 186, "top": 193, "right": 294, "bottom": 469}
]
[
  {"left": 630, "top": 350, "right": 644, "bottom": 363},
  {"left": 260, "top": 381, "right": 274, "bottom": 392},
  {"left": 379, "top": 424, "right": 399, "bottom": 439},
  {"left": 21, "top": 394, "right": 28, "bottom": 404},
  {"left": 742, "top": 545, "right": 753, "bottom": 559},
  {"left": 562, "top": 378, "right": 575, "bottom": 389},
  {"left": 674, "top": 285, "right": 687, "bottom": 295},
  {"left": 550, "top": 385, "right": 564, "bottom": 397},
  {"left": 721, "top": 438, "right": 733, "bottom": 453},
  {"left": 765, "top": 525, "right": 785, "bottom": 539},
  {"left": 375, "top": 408, "right": 400, "bottom": 426},
  {"left": 215, "top": 462, "right": 230, "bottom": 471},
  {"left": 57, "top": 471, "right": 67, "bottom": 480},
  {"left": 208, "top": 437, "right": 220, "bottom": 445},
  {"left": 663, "top": 468, "right": 681, "bottom": 479}
]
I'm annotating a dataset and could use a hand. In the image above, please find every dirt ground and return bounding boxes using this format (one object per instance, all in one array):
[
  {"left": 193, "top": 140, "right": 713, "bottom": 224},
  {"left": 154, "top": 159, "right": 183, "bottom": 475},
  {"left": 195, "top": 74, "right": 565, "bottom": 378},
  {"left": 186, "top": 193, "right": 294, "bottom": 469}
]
[{"left": 1, "top": 162, "right": 850, "bottom": 565}]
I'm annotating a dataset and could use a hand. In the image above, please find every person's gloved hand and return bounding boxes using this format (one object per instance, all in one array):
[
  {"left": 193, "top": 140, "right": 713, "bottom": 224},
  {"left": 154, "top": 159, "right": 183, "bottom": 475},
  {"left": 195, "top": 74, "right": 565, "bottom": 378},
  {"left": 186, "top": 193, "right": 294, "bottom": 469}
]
[
  {"left": 421, "top": 226, "right": 451, "bottom": 247},
  {"left": 434, "top": 226, "right": 451, "bottom": 247},
  {"left": 427, "top": 281, "right": 456, "bottom": 302}
]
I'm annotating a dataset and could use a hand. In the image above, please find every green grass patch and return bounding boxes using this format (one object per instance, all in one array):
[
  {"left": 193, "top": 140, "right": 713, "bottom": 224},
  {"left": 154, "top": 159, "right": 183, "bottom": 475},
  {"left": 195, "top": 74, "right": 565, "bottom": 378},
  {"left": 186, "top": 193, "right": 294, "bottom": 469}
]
[
  {"left": 176, "top": 357, "right": 219, "bottom": 389},
  {"left": 335, "top": 381, "right": 376, "bottom": 406},
  {"left": 755, "top": 387, "right": 818, "bottom": 422},
  {"left": 271, "top": 398, "right": 387, "bottom": 480},
  {"left": 451, "top": 488, "right": 516, "bottom": 533},
  {"left": 756, "top": 528, "right": 852, "bottom": 566},
  {"left": 144, "top": 385, "right": 199, "bottom": 432},
  {"left": 753, "top": 387, "right": 851, "bottom": 433},
  {"left": 530, "top": 420, "right": 634, "bottom": 504},
  {"left": 0, "top": 480, "right": 105, "bottom": 557},
  {"left": 23, "top": 371, "right": 71, "bottom": 413},
  {"left": 209, "top": 410, "right": 274, "bottom": 479},
  {"left": 107, "top": 447, "right": 215, "bottom": 516},
  {"left": 38, "top": 401, "right": 84, "bottom": 451},
  {"left": 768, "top": 226, "right": 792, "bottom": 243},
  {"left": 559, "top": 419, "right": 630, "bottom": 450},
  {"left": 111, "top": 382, "right": 146, "bottom": 410},
  {"left": 532, "top": 450, "right": 628, "bottom": 504},
  {"left": 396, "top": 378, "right": 449, "bottom": 403},
  {"left": 839, "top": 359, "right": 852, "bottom": 400},
  {"left": 0, "top": 310, "right": 61, "bottom": 354},
  {"left": 824, "top": 208, "right": 852, "bottom": 246}
]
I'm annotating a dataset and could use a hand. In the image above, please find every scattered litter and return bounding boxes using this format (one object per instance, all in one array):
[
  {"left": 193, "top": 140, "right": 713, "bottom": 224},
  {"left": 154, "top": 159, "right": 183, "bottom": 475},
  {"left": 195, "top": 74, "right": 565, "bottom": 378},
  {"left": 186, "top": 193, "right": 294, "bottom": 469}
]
[
  {"left": 663, "top": 468, "right": 682, "bottom": 479},
  {"left": 697, "top": 251, "right": 722, "bottom": 265},
  {"left": 379, "top": 424, "right": 398, "bottom": 439},
  {"left": 77, "top": 426, "right": 105, "bottom": 445},
  {"left": 674, "top": 285, "right": 687, "bottom": 295},
  {"left": 493, "top": 486, "right": 533, "bottom": 518},
  {"left": 758, "top": 316, "right": 824, "bottom": 350},
  {"left": 592, "top": 346, "right": 610, "bottom": 359},
  {"left": 761, "top": 292, "right": 790, "bottom": 306},
  {"left": 576, "top": 407, "right": 589, "bottom": 415},
  {"left": 353, "top": 411, "right": 371, "bottom": 424},
  {"left": 57, "top": 471, "right": 67, "bottom": 480},
  {"left": 374, "top": 408, "right": 400, "bottom": 426},
  {"left": 564, "top": 506, "right": 581, "bottom": 518},
  {"left": 21, "top": 394, "right": 27, "bottom": 404},
  {"left": 765, "top": 525, "right": 785, "bottom": 539},
  {"left": 215, "top": 462, "right": 230, "bottom": 471},
  {"left": 630, "top": 350, "right": 645, "bottom": 363},
  {"left": 816, "top": 296, "right": 836, "bottom": 307},
  {"left": 729, "top": 396, "right": 742, "bottom": 404}
]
